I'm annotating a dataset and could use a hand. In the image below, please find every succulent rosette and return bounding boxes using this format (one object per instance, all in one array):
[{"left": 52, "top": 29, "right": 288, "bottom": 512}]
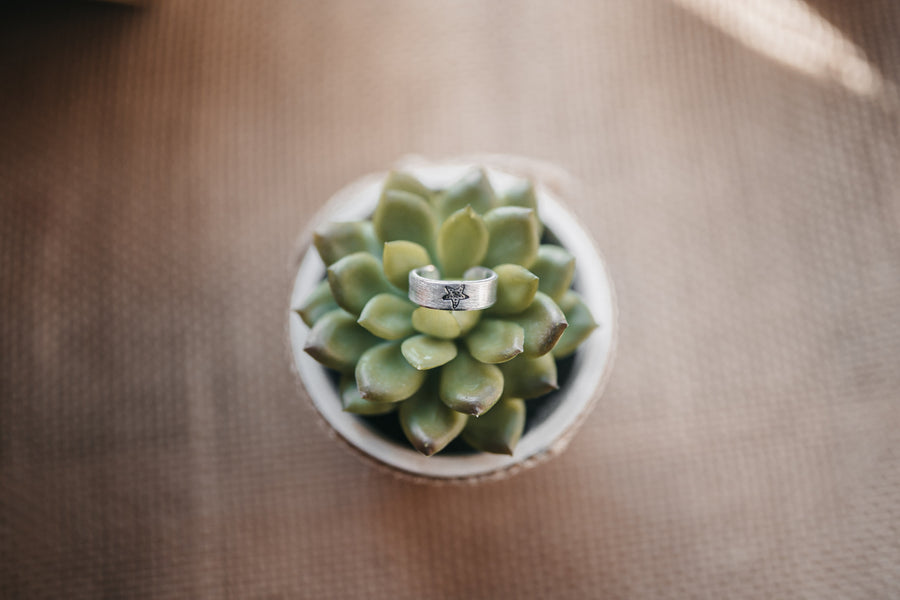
[{"left": 297, "top": 169, "right": 597, "bottom": 456}]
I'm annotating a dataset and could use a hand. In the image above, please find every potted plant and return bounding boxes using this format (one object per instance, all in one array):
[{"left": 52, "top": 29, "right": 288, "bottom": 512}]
[{"left": 287, "top": 159, "right": 616, "bottom": 483}]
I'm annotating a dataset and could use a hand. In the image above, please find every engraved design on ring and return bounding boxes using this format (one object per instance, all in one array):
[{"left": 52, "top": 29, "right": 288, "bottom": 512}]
[{"left": 408, "top": 265, "right": 498, "bottom": 311}]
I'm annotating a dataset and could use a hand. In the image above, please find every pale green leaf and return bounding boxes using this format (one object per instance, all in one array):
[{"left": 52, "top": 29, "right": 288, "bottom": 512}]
[
  {"left": 400, "top": 335, "right": 458, "bottom": 370},
  {"left": 483, "top": 206, "right": 540, "bottom": 268},
  {"left": 355, "top": 341, "right": 427, "bottom": 403},
  {"left": 411, "top": 307, "right": 462, "bottom": 339},
  {"left": 453, "top": 310, "right": 481, "bottom": 336},
  {"left": 340, "top": 374, "right": 399, "bottom": 415},
  {"left": 400, "top": 380, "right": 467, "bottom": 456},
  {"left": 499, "top": 353, "right": 558, "bottom": 399},
  {"left": 383, "top": 170, "right": 432, "bottom": 201},
  {"left": 313, "top": 221, "right": 381, "bottom": 267},
  {"left": 552, "top": 290, "right": 598, "bottom": 358},
  {"left": 465, "top": 319, "right": 524, "bottom": 364},
  {"left": 382, "top": 240, "right": 431, "bottom": 291},
  {"left": 514, "top": 291, "right": 568, "bottom": 357},
  {"left": 498, "top": 179, "right": 541, "bottom": 238},
  {"left": 433, "top": 169, "right": 496, "bottom": 221},
  {"left": 439, "top": 348, "right": 504, "bottom": 416},
  {"left": 462, "top": 397, "right": 526, "bottom": 455},
  {"left": 357, "top": 293, "right": 416, "bottom": 340},
  {"left": 530, "top": 244, "right": 575, "bottom": 302},
  {"left": 499, "top": 179, "right": 538, "bottom": 212},
  {"left": 486, "top": 264, "right": 539, "bottom": 316},
  {"left": 303, "top": 309, "right": 380, "bottom": 372},
  {"left": 295, "top": 279, "right": 338, "bottom": 327},
  {"left": 373, "top": 189, "right": 437, "bottom": 251},
  {"left": 327, "top": 252, "right": 397, "bottom": 316},
  {"left": 436, "top": 206, "right": 489, "bottom": 277}
]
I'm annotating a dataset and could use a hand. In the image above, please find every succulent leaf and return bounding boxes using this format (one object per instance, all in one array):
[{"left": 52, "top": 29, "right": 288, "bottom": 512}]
[
  {"left": 462, "top": 397, "right": 526, "bottom": 455},
  {"left": 383, "top": 240, "right": 431, "bottom": 291},
  {"left": 487, "top": 264, "right": 539, "bottom": 316},
  {"left": 304, "top": 309, "right": 380, "bottom": 372},
  {"left": 327, "top": 252, "right": 397, "bottom": 316},
  {"left": 439, "top": 348, "right": 504, "bottom": 416},
  {"left": 514, "top": 291, "right": 568, "bottom": 357},
  {"left": 483, "top": 206, "right": 540, "bottom": 268},
  {"left": 499, "top": 179, "right": 538, "bottom": 212},
  {"left": 499, "top": 353, "right": 558, "bottom": 399},
  {"left": 313, "top": 221, "right": 382, "bottom": 267},
  {"left": 530, "top": 245, "right": 576, "bottom": 302},
  {"left": 437, "top": 206, "right": 489, "bottom": 277},
  {"left": 433, "top": 168, "right": 496, "bottom": 221},
  {"left": 296, "top": 279, "right": 339, "bottom": 327},
  {"left": 383, "top": 170, "right": 432, "bottom": 201},
  {"left": 356, "top": 341, "right": 427, "bottom": 403},
  {"left": 411, "top": 307, "right": 462, "bottom": 339},
  {"left": 340, "top": 374, "right": 399, "bottom": 415},
  {"left": 498, "top": 179, "right": 541, "bottom": 237},
  {"left": 400, "top": 380, "right": 467, "bottom": 456},
  {"left": 552, "top": 291, "right": 598, "bottom": 359},
  {"left": 357, "top": 293, "right": 416, "bottom": 340},
  {"left": 452, "top": 310, "right": 481, "bottom": 335},
  {"left": 465, "top": 318, "right": 524, "bottom": 364},
  {"left": 373, "top": 189, "right": 437, "bottom": 251},
  {"left": 401, "top": 335, "right": 458, "bottom": 370}
]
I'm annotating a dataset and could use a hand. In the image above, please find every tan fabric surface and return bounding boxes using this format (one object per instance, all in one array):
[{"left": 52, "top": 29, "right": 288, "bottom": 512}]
[{"left": 2, "top": 1, "right": 899, "bottom": 598}]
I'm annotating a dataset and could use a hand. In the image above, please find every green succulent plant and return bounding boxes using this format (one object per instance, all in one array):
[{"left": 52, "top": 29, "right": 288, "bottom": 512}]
[{"left": 296, "top": 168, "right": 597, "bottom": 456}]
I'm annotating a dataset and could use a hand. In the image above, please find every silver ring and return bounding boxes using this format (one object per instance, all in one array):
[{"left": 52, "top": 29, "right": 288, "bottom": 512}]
[{"left": 408, "top": 266, "right": 497, "bottom": 311}]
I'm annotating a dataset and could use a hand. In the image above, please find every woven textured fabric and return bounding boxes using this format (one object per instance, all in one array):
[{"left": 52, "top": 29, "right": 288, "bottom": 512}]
[{"left": 2, "top": 1, "right": 899, "bottom": 598}]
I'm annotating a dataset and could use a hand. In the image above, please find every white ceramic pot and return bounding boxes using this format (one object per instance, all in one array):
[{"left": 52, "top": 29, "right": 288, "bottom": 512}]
[{"left": 288, "top": 160, "right": 617, "bottom": 483}]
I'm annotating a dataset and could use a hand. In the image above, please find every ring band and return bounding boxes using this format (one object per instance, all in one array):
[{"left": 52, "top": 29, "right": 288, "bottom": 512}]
[{"left": 408, "top": 266, "right": 498, "bottom": 311}]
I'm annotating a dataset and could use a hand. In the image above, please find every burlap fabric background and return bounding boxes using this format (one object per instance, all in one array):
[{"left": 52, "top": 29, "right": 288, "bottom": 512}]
[{"left": 2, "top": 1, "right": 899, "bottom": 598}]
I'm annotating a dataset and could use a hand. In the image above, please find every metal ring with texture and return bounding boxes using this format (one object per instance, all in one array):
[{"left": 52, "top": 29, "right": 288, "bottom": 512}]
[{"left": 408, "top": 265, "right": 498, "bottom": 311}]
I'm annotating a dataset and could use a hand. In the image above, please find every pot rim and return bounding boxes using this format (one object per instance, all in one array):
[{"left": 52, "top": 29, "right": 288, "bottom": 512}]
[{"left": 287, "top": 160, "right": 618, "bottom": 483}]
